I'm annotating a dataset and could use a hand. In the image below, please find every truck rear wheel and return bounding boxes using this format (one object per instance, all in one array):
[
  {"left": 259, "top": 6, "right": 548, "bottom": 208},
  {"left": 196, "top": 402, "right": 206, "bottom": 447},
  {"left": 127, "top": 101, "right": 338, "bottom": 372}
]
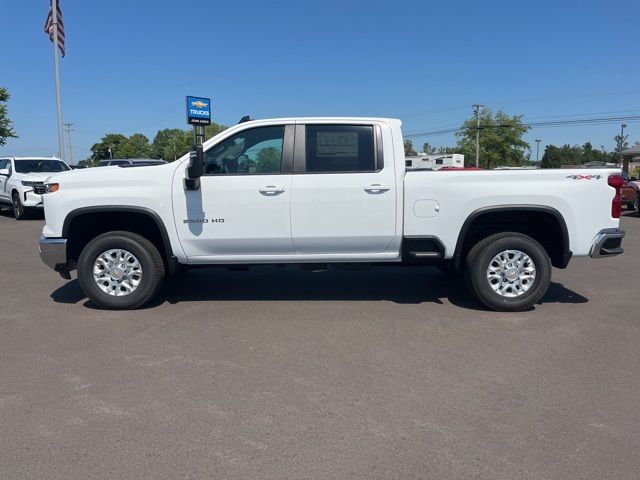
[
  {"left": 465, "top": 232, "right": 551, "bottom": 312},
  {"left": 77, "top": 231, "right": 165, "bottom": 310}
]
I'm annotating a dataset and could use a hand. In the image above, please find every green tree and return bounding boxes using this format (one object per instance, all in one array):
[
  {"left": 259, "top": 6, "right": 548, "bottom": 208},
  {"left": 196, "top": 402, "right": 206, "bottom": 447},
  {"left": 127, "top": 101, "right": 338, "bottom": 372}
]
[
  {"left": 151, "top": 128, "right": 192, "bottom": 161},
  {"left": 422, "top": 142, "right": 436, "bottom": 154},
  {"left": 455, "top": 108, "right": 531, "bottom": 168},
  {"left": 77, "top": 158, "right": 97, "bottom": 168},
  {"left": 90, "top": 122, "right": 227, "bottom": 163},
  {"left": 613, "top": 133, "right": 629, "bottom": 163},
  {"left": 540, "top": 145, "right": 564, "bottom": 168},
  {"left": 404, "top": 140, "right": 417, "bottom": 156},
  {"left": 581, "top": 142, "right": 596, "bottom": 164},
  {"left": 151, "top": 122, "right": 226, "bottom": 161},
  {"left": 255, "top": 147, "right": 281, "bottom": 173},
  {"left": 540, "top": 143, "right": 613, "bottom": 168},
  {"left": 90, "top": 133, "right": 151, "bottom": 160},
  {"left": 119, "top": 133, "right": 152, "bottom": 158},
  {"left": 90, "top": 133, "right": 127, "bottom": 161},
  {"left": 205, "top": 122, "right": 225, "bottom": 141},
  {"left": 436, "top": 146, "right": 460, "bottom": 154},
  {"left": 0, "top": 87, "right": 17, "bottom": 146}
]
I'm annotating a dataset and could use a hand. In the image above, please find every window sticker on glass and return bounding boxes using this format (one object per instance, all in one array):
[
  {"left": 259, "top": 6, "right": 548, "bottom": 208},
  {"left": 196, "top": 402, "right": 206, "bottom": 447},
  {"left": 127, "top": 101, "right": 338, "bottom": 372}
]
[{"left": 316, "top": 132, "right": 359, "bottom": 157}]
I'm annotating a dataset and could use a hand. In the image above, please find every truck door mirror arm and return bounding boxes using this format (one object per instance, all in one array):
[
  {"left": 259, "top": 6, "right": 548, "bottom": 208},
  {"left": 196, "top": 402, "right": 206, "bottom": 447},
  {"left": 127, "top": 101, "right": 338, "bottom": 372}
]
[{"left": 185, "top": 144, "right": 205, "bottom": 190}]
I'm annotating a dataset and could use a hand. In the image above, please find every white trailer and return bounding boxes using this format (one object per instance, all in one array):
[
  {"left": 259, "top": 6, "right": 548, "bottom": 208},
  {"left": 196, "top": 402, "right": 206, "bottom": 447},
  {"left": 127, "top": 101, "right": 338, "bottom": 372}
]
[{"left": 406, "top": 153, "right": 464, "bottom": 169}]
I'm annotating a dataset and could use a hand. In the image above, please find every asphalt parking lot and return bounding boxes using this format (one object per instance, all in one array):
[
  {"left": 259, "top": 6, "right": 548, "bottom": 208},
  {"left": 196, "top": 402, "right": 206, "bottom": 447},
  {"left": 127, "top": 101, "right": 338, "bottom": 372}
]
[{"left": 1, "top": 210, "right": 639, "bottom": 480}]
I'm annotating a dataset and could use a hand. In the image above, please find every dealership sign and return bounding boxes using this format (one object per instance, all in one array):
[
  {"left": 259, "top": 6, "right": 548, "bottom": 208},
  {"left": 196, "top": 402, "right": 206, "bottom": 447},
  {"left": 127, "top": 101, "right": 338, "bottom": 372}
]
[{"left": 186, "top": 96, "right": 212, "bottom": 125}]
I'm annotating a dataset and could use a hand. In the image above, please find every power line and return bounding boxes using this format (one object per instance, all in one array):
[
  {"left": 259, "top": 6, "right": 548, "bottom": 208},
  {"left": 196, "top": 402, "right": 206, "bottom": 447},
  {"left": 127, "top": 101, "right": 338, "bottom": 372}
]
[
  {"left": 404, "top": 114, "right": 640, "bottom": 139},
  {"left": 396, "top": 89, "right": 640, "bottom": 119}
]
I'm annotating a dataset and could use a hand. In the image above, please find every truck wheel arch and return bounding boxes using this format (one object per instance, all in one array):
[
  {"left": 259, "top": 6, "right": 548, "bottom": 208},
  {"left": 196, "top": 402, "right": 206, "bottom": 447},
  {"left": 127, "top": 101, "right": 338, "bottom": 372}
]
[
  {"left": 62, "top": 206, "right": 178, "bottom": 273},
  {"left": 453, "top": 205, "right": 571, "bottom": 271}
]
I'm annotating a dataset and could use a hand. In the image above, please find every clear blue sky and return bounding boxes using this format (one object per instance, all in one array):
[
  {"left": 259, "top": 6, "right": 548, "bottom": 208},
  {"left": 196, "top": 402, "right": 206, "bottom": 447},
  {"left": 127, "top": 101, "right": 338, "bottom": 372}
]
[{"left": 2, "top": 0, "right": 639, "bottom": 162}]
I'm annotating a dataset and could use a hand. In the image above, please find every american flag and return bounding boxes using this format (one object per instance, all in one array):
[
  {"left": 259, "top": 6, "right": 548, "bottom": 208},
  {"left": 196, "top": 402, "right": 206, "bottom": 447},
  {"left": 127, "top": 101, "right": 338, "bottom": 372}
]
[{"left": 44, "top": 1, "right": 65, "bottom": 57}]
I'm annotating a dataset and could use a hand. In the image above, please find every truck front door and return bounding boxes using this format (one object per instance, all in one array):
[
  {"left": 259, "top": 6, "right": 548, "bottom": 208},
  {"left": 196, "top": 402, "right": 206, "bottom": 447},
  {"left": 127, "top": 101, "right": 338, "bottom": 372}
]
[
  {"left": 173, "top": 124, "right": 295, "bottom": 260},
  {"left": 290, "top": 124, "right": 397, "bottom": 254}
]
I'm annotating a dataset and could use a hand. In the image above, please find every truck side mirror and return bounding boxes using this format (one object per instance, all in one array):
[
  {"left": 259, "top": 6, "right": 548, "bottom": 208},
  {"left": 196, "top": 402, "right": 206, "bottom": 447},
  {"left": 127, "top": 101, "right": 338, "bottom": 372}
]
[
  {"left": 0, "top": 168, "right": 9, "bottom": 176},
  {"left": 185, "top": 144, "right": 205, "bottom": 190}
]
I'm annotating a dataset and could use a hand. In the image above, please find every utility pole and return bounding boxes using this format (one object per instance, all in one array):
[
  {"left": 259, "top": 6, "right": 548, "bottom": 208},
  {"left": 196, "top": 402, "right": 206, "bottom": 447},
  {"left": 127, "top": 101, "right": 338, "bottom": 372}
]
[
  {"left": 63, "top": 123, "right": 74, "bottom": 165},
  {"left": 619, "top": 123, "right": 627, "bottom": 171},
  {"left": 472, "top": 104, "right": 484, "bottom": 167},
  {"left": 535, "top": 139, "right": 541, "bottom": 162},
  {"left": 619, "top": 123, "right": 627, "bottom": 162}
]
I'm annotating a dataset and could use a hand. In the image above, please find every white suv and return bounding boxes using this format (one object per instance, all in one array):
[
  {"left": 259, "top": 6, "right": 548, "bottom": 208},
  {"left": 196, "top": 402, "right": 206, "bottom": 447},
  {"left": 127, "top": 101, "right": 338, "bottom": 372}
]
[{"left": 0, "top": 157, "right": 70, "bottom": 219}]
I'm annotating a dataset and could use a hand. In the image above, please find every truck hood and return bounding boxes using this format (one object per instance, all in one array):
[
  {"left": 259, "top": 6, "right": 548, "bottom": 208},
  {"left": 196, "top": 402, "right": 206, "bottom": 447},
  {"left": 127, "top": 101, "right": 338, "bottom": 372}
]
[
  {"left": 46, "top": 161, "right": 180, "bottom": 186},
  {"left": 13, "top": 172, "right": 57, "bottom": 183}
]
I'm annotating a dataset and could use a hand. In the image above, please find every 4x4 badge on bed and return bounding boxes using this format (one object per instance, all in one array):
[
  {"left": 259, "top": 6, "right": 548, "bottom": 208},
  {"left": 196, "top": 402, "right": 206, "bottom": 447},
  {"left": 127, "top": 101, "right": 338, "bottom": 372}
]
[{"left": 566, "top": 174, "right": 602, "bottom": 180}]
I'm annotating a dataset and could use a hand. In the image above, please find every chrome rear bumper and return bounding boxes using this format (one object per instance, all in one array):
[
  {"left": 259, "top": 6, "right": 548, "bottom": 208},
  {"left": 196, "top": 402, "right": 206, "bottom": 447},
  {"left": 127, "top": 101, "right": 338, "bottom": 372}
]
[
  {"left": 39, "top": 237, "right": 71, "bottom": 278},
  {"left": 589, "top": 229, "right": 625, "bottom": 258}
]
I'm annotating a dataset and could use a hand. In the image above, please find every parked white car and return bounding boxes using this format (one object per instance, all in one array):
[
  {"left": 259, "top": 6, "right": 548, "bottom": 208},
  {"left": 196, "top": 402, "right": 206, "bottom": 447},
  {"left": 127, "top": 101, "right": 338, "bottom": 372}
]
[
  {"left": 0, "top": 157, "right": 70, "bottom": 219},
  {"left": 37, "top": 117, "right": 625, "bottom": 311}
]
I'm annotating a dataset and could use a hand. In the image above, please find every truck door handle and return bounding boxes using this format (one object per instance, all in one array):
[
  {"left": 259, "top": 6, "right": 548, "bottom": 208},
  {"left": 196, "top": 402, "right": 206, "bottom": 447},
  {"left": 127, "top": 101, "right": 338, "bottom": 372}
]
[
  {"left": 259, "top": 186, "right": 286, "bottom": 195},
  {"left": 364, "top": 184, "right": 391, "bottom": 193}
]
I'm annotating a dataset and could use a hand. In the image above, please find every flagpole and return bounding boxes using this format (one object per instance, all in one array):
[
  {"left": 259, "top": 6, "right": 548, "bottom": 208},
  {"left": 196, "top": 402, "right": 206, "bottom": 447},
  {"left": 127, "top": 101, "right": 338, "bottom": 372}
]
[{"left": 51, "top": 0, "right": 65, "bottom": 161}]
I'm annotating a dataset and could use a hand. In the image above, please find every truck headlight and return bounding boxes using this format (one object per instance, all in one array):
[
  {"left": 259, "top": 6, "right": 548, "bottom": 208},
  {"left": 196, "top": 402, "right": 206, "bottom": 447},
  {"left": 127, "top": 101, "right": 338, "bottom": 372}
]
[
  {"left": 45, "top": 183, "right": 60, "bottom": 193},
  {"left": 21, "top": 180, "right": 43, "bottom": 187},
  {"left": 35, "top": 183, "right": 59, "bottom": 194}
]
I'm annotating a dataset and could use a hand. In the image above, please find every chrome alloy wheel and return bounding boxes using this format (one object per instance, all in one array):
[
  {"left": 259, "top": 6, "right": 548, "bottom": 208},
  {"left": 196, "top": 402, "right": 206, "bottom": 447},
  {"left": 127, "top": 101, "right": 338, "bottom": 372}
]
[
  {"left": 93, "top": 249, "right": 143, "bottom": 296},
  {"left": 12, "top": 193, "right": 22, "bottom": 218},
  {"left": 486, "top": 249, "right": 536, "bottom": 298}
]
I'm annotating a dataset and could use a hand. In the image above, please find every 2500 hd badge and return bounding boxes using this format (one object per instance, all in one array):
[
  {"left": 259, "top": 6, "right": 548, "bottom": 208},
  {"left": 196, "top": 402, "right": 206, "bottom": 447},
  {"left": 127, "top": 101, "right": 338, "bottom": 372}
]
[{"left": 183, "top": 218, "right": 225, "bottom": 224}]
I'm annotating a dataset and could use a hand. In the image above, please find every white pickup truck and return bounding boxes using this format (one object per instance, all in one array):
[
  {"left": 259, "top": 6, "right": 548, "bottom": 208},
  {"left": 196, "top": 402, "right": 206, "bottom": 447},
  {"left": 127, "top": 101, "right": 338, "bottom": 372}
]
[
  {"left": 0, "top": 156, "right": 70, "bottom": 219},
  {"left": 38, "top": 117, "right": 625, "bottom": 311}
]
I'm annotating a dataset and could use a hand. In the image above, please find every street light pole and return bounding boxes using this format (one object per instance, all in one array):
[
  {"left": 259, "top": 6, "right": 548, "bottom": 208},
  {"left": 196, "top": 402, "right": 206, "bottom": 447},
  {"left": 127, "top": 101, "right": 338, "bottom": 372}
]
[
  {"left": 63, "top": 123, "right": 74, "bottom": 165},
  {"left": 535, "top": 139, "right": 541, "bottom": 162}
]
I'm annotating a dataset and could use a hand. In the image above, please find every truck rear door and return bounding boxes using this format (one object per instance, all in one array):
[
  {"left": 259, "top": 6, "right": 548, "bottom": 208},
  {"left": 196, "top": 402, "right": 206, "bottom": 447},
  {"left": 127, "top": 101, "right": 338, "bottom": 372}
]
[{"left": 290, "top": 123, "right": 397, "bottom": 254}]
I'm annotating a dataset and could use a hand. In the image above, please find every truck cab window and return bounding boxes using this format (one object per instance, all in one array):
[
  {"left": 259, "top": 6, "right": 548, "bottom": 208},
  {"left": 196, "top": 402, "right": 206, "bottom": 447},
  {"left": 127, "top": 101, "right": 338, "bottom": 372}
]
[
  {"left": 305, "top": 125, "right": 375, "bottom": 173},
  {"left": 204, "top": 126, "right": 285, "bottom": 175}
]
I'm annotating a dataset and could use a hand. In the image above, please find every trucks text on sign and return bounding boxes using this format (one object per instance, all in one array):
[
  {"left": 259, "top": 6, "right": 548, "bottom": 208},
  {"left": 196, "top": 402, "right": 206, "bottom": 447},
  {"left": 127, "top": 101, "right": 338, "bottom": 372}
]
[{"left": 186, "top": 96, "right": 212, "bottom": 125}]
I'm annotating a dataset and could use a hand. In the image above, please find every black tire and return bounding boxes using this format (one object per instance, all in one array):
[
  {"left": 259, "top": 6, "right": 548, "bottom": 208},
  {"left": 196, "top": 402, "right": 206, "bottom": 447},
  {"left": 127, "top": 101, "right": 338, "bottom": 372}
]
[
  {"left": 12, "top": 192, "right": 27, "bottom": 220},
  {"left": 77, "top": 231, "right": 165, "bottom": 309},
  {"left": 465, "top": 232, "right": 551, "bottom": 312}
]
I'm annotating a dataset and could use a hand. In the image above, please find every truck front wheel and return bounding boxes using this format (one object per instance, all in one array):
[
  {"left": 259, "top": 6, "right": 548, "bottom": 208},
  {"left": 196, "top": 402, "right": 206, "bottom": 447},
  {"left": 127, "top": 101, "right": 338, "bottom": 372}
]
[
  {"left": 77, "top": 231, "right": 165, "bottom": 310},
  {"left": 465, "top": 232, "right": 551, "bottom": 312},
  {"left": 12, "top": 192, "right": 27, "bottom": 220}
]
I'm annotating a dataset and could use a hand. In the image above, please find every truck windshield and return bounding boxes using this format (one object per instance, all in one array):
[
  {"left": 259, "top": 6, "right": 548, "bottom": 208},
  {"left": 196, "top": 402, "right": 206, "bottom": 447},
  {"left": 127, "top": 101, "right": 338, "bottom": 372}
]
[{"left": 14, "top": 160, "right": 70, "bottom": 173}]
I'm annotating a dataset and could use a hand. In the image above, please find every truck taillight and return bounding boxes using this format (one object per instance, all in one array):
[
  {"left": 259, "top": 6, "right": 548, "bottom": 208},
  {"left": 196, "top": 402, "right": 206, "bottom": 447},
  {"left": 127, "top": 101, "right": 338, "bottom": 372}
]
[{"left": 608, "top": 174, "right": 623, "bottom": 218}]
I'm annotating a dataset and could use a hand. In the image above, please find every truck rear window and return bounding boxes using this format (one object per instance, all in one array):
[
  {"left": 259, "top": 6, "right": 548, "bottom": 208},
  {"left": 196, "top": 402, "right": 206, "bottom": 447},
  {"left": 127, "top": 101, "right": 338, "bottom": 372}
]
[{"left": 305, "top": 125, "right": 375, "bottom": 173}]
